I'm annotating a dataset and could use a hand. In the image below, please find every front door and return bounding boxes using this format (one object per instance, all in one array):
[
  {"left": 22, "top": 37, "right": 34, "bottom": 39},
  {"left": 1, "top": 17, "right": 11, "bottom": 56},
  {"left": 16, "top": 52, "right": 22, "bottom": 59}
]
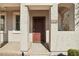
[{"left": 33, "top": 17, "right": 46, "bottom": 43}]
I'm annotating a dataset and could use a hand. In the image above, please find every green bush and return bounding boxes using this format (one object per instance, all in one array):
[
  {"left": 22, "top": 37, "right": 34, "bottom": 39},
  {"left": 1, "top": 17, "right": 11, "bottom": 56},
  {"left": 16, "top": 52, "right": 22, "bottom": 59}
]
[{"left": 68, "top": 49, "right": 79, "bottom": 56}]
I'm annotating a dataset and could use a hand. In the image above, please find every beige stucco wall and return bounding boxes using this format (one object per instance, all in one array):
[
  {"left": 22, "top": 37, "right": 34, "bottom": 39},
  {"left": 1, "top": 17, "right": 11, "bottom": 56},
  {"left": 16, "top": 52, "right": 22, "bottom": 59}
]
[{"left": 50, "top": 3, "right": 79, "bottom": 55}]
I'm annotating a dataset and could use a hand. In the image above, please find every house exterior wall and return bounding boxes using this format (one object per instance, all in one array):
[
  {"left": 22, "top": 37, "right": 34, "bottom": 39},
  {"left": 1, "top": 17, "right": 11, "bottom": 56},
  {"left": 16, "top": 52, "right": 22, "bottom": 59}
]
[
  {"left": 50, "top": 3, "right": 79, "bottom": 55},
  {"left": 0, "top": 3, "right": 79, "bottom": 55}
]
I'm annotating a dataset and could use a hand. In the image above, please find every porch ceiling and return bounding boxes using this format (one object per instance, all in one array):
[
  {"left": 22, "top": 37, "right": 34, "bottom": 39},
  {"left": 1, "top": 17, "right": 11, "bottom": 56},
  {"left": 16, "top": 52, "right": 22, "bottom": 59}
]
[
  {"left": 28, "top": 5, "right": 50, "bottom": 10},
  {"left": 0, "top": 3, "right": 20, "bottom": 7},
  {"left": 27, "top": 3, "right": 52, "bottom": 10},
  {"left": 0, "top": 3, "right": 20, "bottom": 11}
]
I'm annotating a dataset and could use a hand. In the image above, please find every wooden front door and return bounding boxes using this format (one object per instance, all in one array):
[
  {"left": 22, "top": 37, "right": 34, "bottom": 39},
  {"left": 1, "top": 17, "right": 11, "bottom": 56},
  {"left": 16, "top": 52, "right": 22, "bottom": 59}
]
[{"left": 33, "top": 17, "right": 46, "bottom": 43}]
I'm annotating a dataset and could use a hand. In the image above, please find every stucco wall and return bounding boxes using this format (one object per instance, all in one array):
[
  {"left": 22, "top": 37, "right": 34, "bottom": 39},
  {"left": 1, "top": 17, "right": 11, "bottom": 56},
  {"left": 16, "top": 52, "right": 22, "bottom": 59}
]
[{"left": 50, "top": 3, "right": 79, "bottom": 55}]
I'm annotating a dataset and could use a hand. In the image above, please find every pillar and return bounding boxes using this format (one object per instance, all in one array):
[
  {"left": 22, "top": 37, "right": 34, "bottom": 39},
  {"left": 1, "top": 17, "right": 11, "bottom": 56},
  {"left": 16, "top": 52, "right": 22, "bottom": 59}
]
[
  {"left": 20, "top": 4, "right": 29, "bottom": 52},
  {"left": 50, "top": 4, "right": 58, "bottom": 52}
]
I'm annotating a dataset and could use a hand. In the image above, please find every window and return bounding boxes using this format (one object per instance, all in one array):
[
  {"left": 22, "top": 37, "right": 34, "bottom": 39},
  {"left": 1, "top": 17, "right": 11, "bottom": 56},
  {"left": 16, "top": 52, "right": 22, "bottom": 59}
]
[
  {"left": 15, "top": 15, "right": 20, "bottom": 31},
  {"left": 58, "top": 3, "right": 75, "bottom": 31},
  {"left": 0, "top": 15, "right": 5, "bottom": 31}
]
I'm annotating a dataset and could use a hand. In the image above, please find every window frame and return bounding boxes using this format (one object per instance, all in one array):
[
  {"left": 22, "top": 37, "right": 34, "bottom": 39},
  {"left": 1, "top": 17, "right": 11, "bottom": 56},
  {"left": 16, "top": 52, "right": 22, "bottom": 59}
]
[
  {"left": 0, "top": 13, "right": 6, "bottom": 33},
  {"left": 58, "top": 3, "right": 75, "bottom": 31}
]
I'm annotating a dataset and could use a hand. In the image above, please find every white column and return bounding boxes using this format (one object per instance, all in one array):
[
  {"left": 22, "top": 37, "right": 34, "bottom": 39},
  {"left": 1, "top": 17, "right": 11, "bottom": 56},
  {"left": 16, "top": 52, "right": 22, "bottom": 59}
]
[
  {"left": 20, "top": 4, "right": 29, "bottom": 52},
  {"left": 50, "top": 4, "right": 58, "bottom": 52}
]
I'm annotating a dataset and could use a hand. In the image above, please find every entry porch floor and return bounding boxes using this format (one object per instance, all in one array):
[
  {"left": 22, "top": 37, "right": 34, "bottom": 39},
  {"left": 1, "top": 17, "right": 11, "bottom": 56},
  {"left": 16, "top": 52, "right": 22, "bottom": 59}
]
[
  {"left": 0, "top": 42, "right": 21, "bottom": 56},
  {"left": 26, "top": 43, "right": 50, "bottom": 56},
  {"left": 0, "top": 42, "right": 50, "bottom": 56}
]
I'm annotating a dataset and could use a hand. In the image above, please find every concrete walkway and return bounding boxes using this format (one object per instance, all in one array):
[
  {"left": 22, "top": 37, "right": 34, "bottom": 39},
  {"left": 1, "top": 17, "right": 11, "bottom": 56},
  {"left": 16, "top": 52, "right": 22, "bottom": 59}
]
[
  {"left": 0, "top": 42, "right": 21, "bottom": 56},
  {"left": 0, "top": 42, "right": 50, "bottom": 56},
  {"left": 26, "top": 43, "right": 50, "bottom": 56}
]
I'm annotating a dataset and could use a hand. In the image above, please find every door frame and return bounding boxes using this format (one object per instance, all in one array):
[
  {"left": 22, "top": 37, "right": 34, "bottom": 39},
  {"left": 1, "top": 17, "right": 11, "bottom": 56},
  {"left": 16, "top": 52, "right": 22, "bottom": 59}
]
[{"left": 32, "top": 16, "right": 46, "bottom": 43}]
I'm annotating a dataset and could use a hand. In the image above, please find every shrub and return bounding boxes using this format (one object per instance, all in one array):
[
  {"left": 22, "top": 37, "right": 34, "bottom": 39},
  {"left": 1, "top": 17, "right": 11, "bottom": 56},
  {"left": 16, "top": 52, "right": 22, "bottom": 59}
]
[{"left": 68, "top": 49, "right": 79, "bottom": 56}]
